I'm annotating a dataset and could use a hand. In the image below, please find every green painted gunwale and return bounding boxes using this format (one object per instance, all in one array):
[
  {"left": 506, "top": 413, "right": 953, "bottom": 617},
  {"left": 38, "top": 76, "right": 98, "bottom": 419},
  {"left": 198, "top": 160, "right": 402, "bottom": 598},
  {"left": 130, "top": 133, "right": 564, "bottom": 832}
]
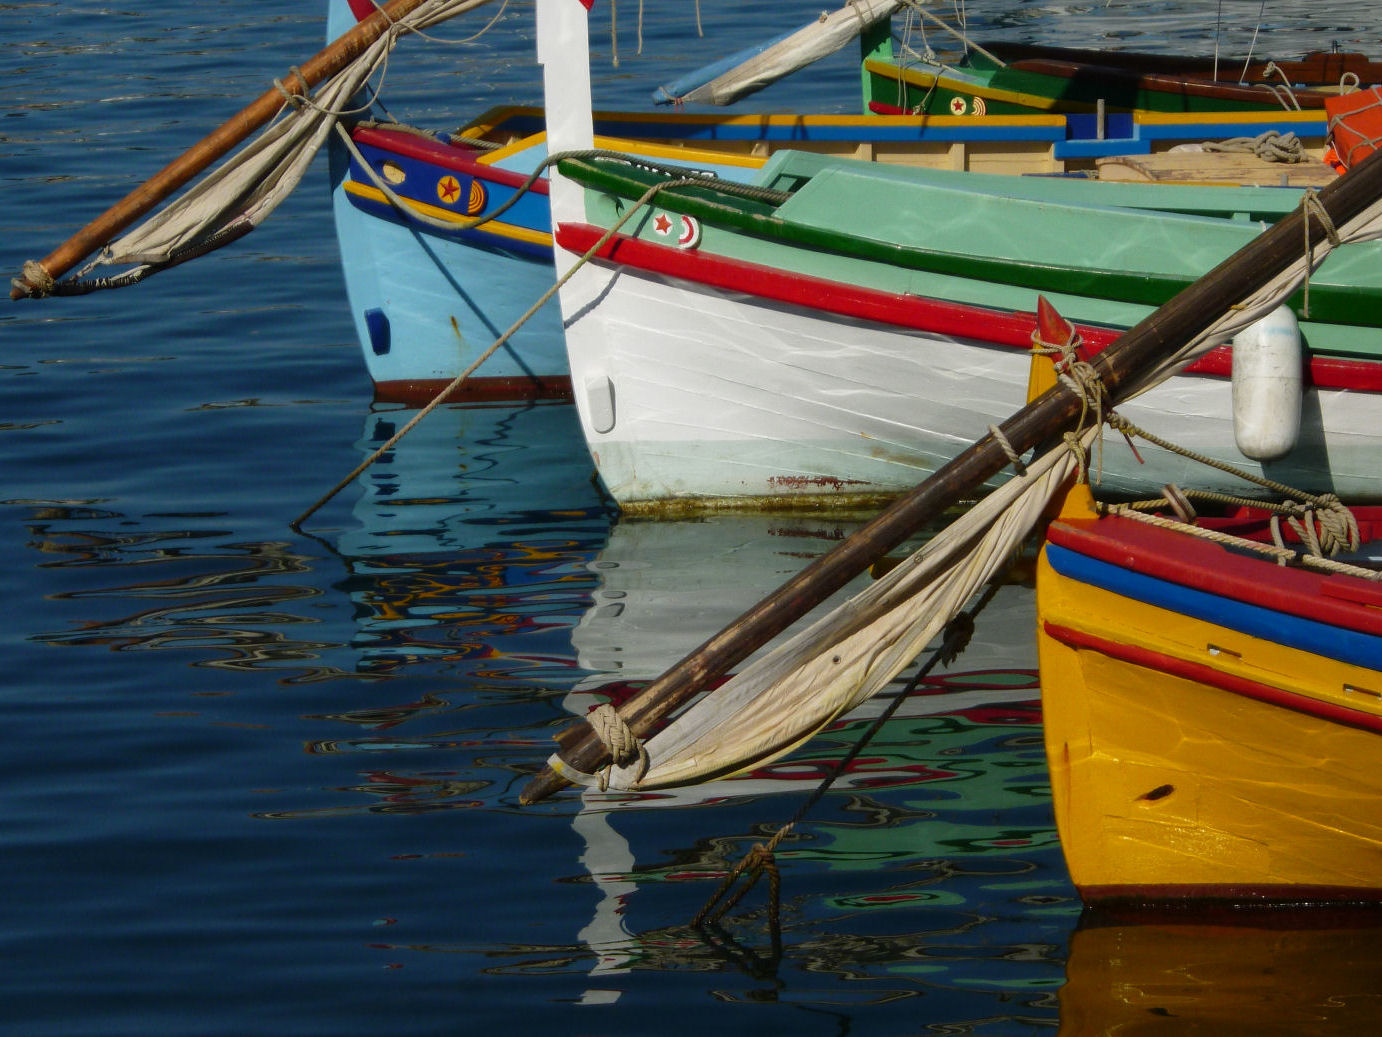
[{"left": 556, "top": 154, "right": 1382, "bottom": 341}]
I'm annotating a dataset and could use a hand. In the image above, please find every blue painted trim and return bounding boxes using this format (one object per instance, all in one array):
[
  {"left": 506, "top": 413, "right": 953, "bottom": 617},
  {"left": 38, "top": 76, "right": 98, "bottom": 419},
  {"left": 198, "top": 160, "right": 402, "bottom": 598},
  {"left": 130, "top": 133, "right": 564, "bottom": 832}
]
[{"left": 1045, "top": 542, "right": 1382, "bottom": 671}]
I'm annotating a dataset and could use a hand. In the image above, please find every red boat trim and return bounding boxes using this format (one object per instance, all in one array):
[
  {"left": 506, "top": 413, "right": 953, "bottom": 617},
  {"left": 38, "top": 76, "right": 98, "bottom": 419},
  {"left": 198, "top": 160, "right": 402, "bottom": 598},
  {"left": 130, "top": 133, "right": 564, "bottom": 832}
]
[
  {"left": 374, "top": 374, "right": 574, "bottom": 406},
  {"left": 1043, "top": 620, "right": 1382, "bottom": 734},
  {"left": 1046, "top": 516, "right": 1382, "bottom": 638},
  {"left": 555, "top": 222, "right": 1382, "bottom": 392},
  {"left": 351, "top": 126, "right": 550, "bottom": 194}
]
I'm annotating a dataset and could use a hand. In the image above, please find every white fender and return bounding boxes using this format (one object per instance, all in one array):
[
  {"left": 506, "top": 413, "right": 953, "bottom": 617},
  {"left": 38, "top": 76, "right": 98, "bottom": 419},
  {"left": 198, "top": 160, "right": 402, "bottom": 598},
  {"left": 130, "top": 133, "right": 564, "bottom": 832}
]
[{"left": 1230, "top": 304, "right": 1302, "bottom": 462}]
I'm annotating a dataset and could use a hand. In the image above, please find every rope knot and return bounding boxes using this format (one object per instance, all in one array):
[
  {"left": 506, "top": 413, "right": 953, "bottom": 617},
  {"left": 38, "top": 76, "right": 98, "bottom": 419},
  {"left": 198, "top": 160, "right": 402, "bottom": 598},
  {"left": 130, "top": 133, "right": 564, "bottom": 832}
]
[
  {"left": 1292, "top": 494, "right": 1361, "bottom": 557},
  {"left": 587, "top": 702, "right": 649, "bottom": 791},
  {"left": 12, "top": 260, "right": 55, "bottom": 299}
]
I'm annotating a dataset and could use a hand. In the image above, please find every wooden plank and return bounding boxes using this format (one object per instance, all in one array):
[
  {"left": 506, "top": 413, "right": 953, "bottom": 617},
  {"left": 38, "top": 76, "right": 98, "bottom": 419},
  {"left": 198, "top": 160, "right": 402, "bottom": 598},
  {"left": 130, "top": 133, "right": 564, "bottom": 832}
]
[{"left": 1097, "top": 151, "right": 1336, "bottom": 187}]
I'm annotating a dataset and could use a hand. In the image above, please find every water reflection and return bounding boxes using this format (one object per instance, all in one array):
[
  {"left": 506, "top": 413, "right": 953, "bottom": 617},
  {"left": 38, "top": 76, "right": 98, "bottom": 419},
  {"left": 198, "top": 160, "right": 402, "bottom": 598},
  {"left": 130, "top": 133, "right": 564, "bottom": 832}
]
[
  {"left": 21, "top": 397, "right": 1379, "bottom": 1028},
  {"left": 22, "top": 505, "right": 360, "bottom": 681},
  {"left": 1060, "top": 912, "right": 1382, "bottom": 1034}
]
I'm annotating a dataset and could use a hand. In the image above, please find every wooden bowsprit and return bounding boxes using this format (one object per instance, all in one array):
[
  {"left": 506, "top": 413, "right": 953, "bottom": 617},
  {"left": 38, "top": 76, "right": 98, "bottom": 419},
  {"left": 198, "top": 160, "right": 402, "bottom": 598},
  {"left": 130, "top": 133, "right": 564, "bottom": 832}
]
[
  {"left": 8, "top": 0, "right": 459, "bottom": 301},
  {"left": 519, "top": 146, "right": 1382, "bottom": 806}
]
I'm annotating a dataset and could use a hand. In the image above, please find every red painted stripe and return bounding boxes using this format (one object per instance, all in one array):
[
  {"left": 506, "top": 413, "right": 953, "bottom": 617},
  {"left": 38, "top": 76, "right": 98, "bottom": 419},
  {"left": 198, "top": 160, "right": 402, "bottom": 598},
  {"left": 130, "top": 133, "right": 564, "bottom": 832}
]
[
  {"left": 373, "top": 374, "right": 574, "bottom": 406},
  {"left": 554, "top": 223, "right": 1382, "bottom": 391},
  {"left": 1046, "top": 516, "right": 1382, "bottom": 638},
  {"left": 558, "top": 221, "right": 1112, "bottom": 350},
  {"left": 347, "top": 0, "right": 379, "bottom": 21},
  {"left": 352, "top": 127, "right": 550, "bottom": 194},
  {"left": 1043, "top": 620, "right": 1382, "bottom": 734}
]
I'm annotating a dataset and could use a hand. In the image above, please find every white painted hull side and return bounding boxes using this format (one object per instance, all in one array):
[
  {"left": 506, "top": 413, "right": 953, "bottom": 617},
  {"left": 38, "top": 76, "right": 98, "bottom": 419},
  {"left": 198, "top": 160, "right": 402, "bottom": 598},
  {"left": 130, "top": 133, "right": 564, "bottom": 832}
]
[{"left": 564, "top": 266, "right": 1382, "bottom": 509}]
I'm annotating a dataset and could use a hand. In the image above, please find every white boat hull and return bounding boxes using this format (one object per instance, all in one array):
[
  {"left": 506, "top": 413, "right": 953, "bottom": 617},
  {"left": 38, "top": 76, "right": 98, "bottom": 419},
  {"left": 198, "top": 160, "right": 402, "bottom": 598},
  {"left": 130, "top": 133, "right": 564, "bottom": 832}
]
[{"left": 563, "top": 266, "right": 1382, "bottom": 511}]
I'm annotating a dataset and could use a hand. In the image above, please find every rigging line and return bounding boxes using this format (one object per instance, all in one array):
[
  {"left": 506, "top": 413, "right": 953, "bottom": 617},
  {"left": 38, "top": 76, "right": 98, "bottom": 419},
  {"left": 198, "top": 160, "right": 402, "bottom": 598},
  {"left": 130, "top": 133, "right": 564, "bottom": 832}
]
[
  {"left": 1215, "top": 0, "right": 1222, "bottom": 82},
  {"left": 360, "top": 0, "right": 509, "bottom": 46},
  {"left": 691, "top": 578, "right": 1005, "bottom": 930},
  {"left": 1239, "top": 0, "right": 1269, "bottom": 84}
]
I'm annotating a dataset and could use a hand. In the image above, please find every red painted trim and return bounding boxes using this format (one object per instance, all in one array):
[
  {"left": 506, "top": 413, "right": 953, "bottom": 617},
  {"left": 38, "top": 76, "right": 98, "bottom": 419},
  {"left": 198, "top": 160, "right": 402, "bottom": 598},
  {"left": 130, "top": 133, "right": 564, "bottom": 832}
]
[
  {"left": 557, "top": 221, "right": 1117, "bottom": 351},
  {"left": 1043, "top": 620, "right": 1382, "bottom": 734},
  {"left": 554, "top": 223, "right": 1382, "bottom": 392},
  {"left": 373, "top": 375, "right": 574, "bottom": 406},
  {"left": 347, "top": 0, "right": 379, "bottom": 22},
  {"left": 351, "top": 127, "right": 550, "bottom": 194},
  {"left": 1046, "top": 516, "right": 1382, "bottom": 638}
]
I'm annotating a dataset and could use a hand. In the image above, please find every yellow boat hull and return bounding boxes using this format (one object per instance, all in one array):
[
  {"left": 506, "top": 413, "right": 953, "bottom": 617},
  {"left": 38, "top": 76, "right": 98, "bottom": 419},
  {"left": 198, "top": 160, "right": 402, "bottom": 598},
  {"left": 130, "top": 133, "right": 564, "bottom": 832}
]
[{"left": 1036, "top": 491, "right": 1382, "bottom": 904}]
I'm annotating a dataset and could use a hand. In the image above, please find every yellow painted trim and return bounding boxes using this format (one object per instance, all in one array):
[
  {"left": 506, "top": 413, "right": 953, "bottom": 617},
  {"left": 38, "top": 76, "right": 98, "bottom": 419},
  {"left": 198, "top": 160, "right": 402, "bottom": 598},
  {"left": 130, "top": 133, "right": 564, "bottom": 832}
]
[
  {"left": 342, "top": 180, "right": 552, "bottom": 247},
  {"left": 476, "top": 131, "right": 547, "bottom": 167},
  {"left": 1135, "top": 108, "right": 1328, "bottom": 127}
]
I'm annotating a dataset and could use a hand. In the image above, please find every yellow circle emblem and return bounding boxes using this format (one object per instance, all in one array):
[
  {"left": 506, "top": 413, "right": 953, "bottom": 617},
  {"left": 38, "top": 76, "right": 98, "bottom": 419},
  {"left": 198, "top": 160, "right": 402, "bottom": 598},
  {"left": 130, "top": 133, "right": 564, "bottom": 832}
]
[{"left": 437, "top": 175, "right": 463, "bottom": 206}]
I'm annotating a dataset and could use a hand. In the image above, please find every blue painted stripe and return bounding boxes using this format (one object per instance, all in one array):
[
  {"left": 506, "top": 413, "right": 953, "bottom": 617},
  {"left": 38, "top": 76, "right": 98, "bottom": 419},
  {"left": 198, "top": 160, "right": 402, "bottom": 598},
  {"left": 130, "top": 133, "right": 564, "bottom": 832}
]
[
  {"left": 1137, "top": 117, "right": 1327, "bottom": 140},
  {"left": 1045, "top": 542, "right": 1382, "bottom": 671}
]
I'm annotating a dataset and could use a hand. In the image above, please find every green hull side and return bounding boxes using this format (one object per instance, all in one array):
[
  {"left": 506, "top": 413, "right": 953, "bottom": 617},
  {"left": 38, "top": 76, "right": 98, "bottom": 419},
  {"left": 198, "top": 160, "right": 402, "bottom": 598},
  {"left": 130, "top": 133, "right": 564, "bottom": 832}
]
[{"left": 864, "top": 56, "right": 1308, "bottom": 116}]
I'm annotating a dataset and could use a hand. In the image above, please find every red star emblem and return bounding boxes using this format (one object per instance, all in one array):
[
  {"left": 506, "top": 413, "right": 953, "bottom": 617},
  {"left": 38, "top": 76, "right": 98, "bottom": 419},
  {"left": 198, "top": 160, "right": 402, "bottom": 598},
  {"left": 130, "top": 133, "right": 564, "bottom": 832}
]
[
  {"left": 653, "top": 212, "right": 673, "bottom": 235},
  {"left": 949, "top": 96, "right": 967, "bottom": 115},
  {"left": 437, "top": 176, "right": 461, "bottom": 205}
]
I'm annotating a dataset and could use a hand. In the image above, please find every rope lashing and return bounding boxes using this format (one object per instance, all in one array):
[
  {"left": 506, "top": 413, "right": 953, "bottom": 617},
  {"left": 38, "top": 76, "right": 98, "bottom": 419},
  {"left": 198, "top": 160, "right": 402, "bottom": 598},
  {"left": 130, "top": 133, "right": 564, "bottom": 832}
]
[
  {"left": 1030, "top": 324, "right": 1110, "bottom": 482},
  {"left": 1103, "top": 498, "right": 1378, "bottom": 580},
  {"left": 587, "top": 703, "right": 649, "bottom": 791},
  {"left": 1299, "top": 187, "right": 1341, "bottom": 318},
  {"left": 987, "top": 425, "right": 1027, "bottom": 477},
  {"left": 272, "top": 67, "right": 310, "bottom": 110}
]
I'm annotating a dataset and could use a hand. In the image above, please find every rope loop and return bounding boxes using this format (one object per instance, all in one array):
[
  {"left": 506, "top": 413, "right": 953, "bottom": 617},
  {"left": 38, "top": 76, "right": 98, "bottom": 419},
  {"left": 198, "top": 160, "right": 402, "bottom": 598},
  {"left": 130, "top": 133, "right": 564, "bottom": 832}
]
[
  {"left": 1285, "top": 494, "right": 1361, "bottom": 558},
  {"left": 987, "top": 424, "right": 1027, "bottom": 477},
  {"left": 278, "top": 67, "right": 309, "bottom": 108}
]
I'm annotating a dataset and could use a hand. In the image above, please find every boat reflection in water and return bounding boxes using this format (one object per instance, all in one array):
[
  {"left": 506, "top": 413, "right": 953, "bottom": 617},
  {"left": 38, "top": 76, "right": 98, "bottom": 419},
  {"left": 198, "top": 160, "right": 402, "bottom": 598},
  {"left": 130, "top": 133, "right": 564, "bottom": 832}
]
[
  {"left": 334, "top": 399, "right": 610, "bottom": 685},
  {"left": 1060, "top": 911, "right": 1382, "bottom": 1033}
]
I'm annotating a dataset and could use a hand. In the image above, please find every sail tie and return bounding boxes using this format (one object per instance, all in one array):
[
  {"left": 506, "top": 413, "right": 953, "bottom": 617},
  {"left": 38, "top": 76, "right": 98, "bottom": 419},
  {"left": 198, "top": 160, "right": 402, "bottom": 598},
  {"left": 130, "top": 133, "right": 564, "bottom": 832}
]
[{"left": 588, "top": 704, "right": 650, "bottom": 791}]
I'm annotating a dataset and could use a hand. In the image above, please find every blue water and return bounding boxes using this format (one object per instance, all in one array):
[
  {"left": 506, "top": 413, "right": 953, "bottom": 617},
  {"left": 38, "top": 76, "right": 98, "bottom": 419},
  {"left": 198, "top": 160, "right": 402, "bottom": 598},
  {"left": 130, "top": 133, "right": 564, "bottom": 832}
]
[{"left": 4, "top": 3, "right": 1381, "bottom": 1035}]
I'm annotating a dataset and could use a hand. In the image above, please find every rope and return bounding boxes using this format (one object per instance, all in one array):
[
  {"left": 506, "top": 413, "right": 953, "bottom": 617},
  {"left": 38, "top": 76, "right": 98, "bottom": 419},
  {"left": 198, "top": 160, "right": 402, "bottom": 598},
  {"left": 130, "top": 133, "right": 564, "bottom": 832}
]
[
  {"left": 895, "top": 0, "right": 1005, "bottom": 68},
  {"left": 1256, "top": 63, "right": 1303, "bottom": 110},
  {"left": 588, "top": 703, "right": 649, "bottom": 791},
  {"left": 1202, "top": 130, "right": 1305, "bottom": 164},
  {"left": 1099, "top": 497, "right": 1377, "bottom": 580},
  {"left": 1299, "top": 187, "right": 1340, "bottom": 318},
  {"left": 987, "top": 424, "right": 1027, "bottom": 476}
]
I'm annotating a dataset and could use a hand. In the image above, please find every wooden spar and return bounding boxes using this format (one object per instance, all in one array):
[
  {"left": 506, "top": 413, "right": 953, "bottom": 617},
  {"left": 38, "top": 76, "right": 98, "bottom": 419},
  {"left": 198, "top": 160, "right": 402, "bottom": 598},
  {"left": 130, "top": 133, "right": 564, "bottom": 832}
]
[
  {"left": 519, "top": 146, "right": 1382, "bottom": 806},
  {"left": 9, "top": 0, "right": 439, "bottom": 301}
]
